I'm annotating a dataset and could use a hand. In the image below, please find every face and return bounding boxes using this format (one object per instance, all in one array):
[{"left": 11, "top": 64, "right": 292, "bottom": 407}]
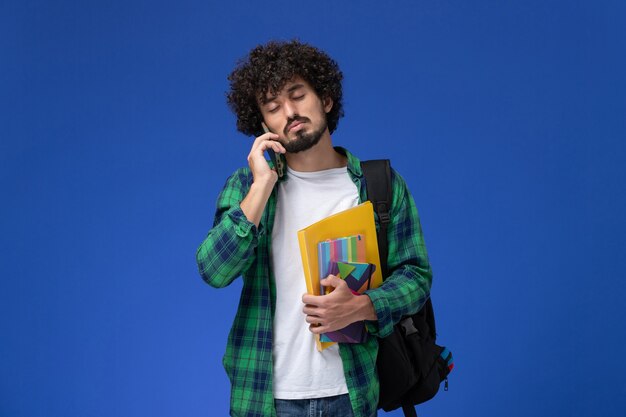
[{"left": 258, "top": 77, "right": 333, "bottom": 153}]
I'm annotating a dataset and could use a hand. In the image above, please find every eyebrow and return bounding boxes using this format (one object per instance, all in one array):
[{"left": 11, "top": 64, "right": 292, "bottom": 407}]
[
  {"left": 286, "top": 83, "right": 305, "bottom": 93},
  {"left": 261, "top": 83, "right": 305, "bottom": 105}
]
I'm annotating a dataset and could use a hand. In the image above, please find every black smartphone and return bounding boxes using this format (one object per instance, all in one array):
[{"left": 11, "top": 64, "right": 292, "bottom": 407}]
[{"left": 261, "top": 123, "right": 284, "bottom": 178}]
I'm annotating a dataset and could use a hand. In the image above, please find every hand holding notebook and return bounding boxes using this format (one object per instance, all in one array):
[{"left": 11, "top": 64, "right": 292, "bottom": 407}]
[
  {"left": 297, "top": 202, "right": 383, "bottom": 351},
  {"left": 317, "top": 259, "right": 377, "bottom": 343}
]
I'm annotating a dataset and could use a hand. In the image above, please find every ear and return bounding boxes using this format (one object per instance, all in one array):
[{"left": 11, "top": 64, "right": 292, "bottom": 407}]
[{"left": 323, "top": 96, "right": 333, "bottom": 113}]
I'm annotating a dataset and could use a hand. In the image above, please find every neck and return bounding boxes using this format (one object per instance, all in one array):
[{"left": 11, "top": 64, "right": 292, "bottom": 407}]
[{"left": 284, "top": 132, "right": 347, "bottom": 172}]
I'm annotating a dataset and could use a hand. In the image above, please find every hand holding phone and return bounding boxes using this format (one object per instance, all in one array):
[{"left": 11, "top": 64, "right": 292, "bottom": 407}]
[
  {"left": 240, "top": 127, "right": 284, "bottom": 227},
  {"left": 261, "top": 123, "right": 285, "bottom": 178}
]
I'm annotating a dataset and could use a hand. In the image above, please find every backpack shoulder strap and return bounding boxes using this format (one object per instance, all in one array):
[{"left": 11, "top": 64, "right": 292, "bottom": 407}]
[
  {"left": 360, "top": 159, "right": 392, "bottom": 280},
  {"left": 362, "top": 160, "right": 420, "bottom": 417}
]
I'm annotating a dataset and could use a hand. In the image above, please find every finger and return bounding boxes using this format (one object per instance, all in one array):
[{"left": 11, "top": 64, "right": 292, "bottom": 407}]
[
  {"left": 261, "top": 137, "right": 286, "bottom": 154},
  {"left": 304, "top": 315, "right": 323, "bottom": 324},
  {"left": 302, "top": 293, "right": 319, "bottom": 305},
  {"left": 274, "top": 141, "right": 287, "bottom": 153},
  {"left": 258, "top": 139, "right": 285, "bottom": 155},
  {"left": 309, "top": 324, "right": 326, "bottom": 334},
  {"left": 255, "top": 131, "right": 280, "bottom": 142},
  {"left": 302, "top": 304, "right": 326, "bottom": 317},
  {"left": 302, "top": 305, "right": 319, "bottom": 315},
  {"left": 251, "top": 140, "right": 285, "bottom": 165},
  {"left": 252, "top": 132, "right": 280, "bottom": 150},
  {"left": 250, "top": 139, "right": 278, "bottom": 158},
  {"left": 302, "top": 294, "right": 326, "bottom": 307}
]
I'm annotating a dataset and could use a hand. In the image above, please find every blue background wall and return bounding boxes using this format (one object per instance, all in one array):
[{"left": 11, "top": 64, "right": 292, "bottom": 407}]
[{"left": 2, "top": 1, "right": 625, "bottom": 416}]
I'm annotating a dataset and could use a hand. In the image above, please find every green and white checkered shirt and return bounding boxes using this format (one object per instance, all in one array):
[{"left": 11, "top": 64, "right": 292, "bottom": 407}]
[{"left": 196, "top": 147, "right": 432, "bottom": 417}]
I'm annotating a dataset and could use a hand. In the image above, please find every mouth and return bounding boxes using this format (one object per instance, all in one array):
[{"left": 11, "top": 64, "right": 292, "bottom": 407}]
[{"left": 287, "top": 120, "right": 306, "bottom": 133}]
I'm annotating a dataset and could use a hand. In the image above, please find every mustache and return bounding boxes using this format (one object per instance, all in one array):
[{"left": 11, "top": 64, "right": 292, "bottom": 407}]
[{"left": 284, "top": 116, "right": 310, "bottom": 135}]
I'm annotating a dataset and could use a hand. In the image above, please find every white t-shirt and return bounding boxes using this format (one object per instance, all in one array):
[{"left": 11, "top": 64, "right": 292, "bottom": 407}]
[{"left": 271, "top": 166, "right": 359, "bottom": 399}]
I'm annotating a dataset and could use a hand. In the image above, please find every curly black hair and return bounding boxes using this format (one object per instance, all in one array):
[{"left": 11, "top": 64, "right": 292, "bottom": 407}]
[{"left": 226, "top": 40, "right": 344, "bottom": 136}]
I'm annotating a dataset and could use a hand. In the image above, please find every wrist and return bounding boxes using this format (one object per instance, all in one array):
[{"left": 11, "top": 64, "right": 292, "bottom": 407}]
[
  {"left": 251, "top": 175, "right": 276, "bottom": 194},
  {"left": 355, "top": 294, "right": 377, "bottom": 322},
  {"left": 240, "top": 179, "right": 275, "bottom": 227}
]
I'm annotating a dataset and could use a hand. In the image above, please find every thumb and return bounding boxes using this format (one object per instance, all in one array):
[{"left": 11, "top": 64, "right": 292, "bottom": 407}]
[{"left": 320, "top": 274, "right": 343, "bottom": 288}]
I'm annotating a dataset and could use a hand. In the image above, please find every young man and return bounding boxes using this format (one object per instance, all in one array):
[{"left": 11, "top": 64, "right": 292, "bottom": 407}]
[{"left": 196, "top": 40, "right": 432, "bottom": 417}]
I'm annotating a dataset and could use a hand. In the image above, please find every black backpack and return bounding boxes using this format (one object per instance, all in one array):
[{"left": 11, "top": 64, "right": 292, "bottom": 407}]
[{"left": 361, "top": 160, "right": 454, "bottom": 417}]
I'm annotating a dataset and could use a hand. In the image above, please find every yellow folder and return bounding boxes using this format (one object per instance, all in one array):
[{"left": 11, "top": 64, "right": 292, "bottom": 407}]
[{"left": 297, "top": 201, "right": 383, "bottom": 351}]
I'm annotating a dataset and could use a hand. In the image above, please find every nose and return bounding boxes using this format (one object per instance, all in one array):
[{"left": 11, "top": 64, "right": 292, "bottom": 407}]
[{"left": 282, "top": 100, "right": 296, "bottom": 119}]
